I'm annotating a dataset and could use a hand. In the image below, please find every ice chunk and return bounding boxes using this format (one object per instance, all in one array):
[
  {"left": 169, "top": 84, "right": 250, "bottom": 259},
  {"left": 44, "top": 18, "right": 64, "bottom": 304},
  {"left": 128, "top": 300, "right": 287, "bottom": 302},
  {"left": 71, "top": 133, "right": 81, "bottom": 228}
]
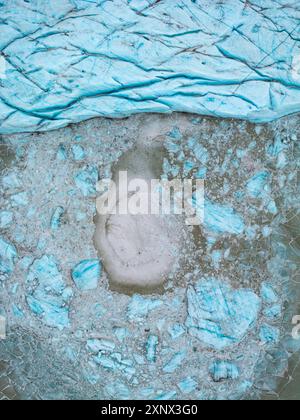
[
  {"left": 146, "top": 335, "right": 159, "bottom": 363},
  {"left": 127, "top": 295, "right": 162, "bottom": 321},
  {"left": 263, "top": 304, "right": 282, "bottom": 320},
  {"left": 186, "top": 278, "right": 260, "bottom": 349},
  {"left": 74, "top": 166, "right": 98, "bottom": 196},
  {"left": 0, "top": 236, "right": 17, "bottom": 276},
  {"left": 10, "top": 192, "right": 29, "bottom": 207},
  {"left": 209, "top": 361, "right": 239, "bottom": 382},
  {"left": 56, "top": 144, "right": 67, "bottom": 161},
  {"left": 204, "top": 202, "right": 244, "bottom": 235},
  {"left": 0, "top": 211, "right": 13, "bottom": 228},
  {"left": 26, "top": 255, "right": 71, "bottom": 330},
  {"left": 168, "top": 324, "right": 185, "bottom": 340},
  {"left": 72, "top": 259, "right": 101, "bottom": 291},
  {"left": 246, "top": 171, "right": 269, "bottom": 198},
  {"left": 177, "top": 377, "right": 197, "bottom": 394},
  {"left": 50, "top": 206, "right": 64, "bottom": 230},
  {"left": 155, "top": 390, "right": 177, "bottom": 401},
  {"left": 261, "top": 283, "right": 278, "bottom": 304},
  {"left": 259, "top": 324, "right": 280, "bottom": 345},
  {"left": 163, "top": 350, "right": 186, "bottom": 373},
  {"left": 2, "top": 173, "right": 20, "bottom": 190},
  {"left": 27, "top": 255, "right": 65, "bottom": 293},
  {"left": 72, "top": 145, "right": 86, "bottom": 161},
  {"left": 86, "top": 338, "right": 115, "bottom": 353}
]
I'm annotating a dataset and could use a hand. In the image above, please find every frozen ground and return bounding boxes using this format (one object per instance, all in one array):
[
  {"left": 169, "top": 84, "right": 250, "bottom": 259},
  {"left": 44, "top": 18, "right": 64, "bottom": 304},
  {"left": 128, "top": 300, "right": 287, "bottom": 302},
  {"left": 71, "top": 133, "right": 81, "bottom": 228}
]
[
  {"left": 1, "top": 0, "right": 300, "bottom": 134},
  {"left": 0, "top": 113, "right": 299, "bottom": 400}
]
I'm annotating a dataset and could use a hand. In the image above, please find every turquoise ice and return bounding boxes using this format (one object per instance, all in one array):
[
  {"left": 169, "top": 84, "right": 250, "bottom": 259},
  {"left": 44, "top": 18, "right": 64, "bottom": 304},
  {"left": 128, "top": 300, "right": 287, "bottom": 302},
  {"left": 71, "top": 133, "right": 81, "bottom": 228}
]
[
  {"left": 26, "top": 255, "right": 72, "bottom": 330},
  {"left": 1, "top": 0, "right": 300, "bottom": 134},
  {"left": 209, "top": 360, "right": 239, "bottom": 382},
  {"left": 0, "top": 236, "right": 17, "bottom": 276},
  {"left": 186, "top": 278, "right": 261, "bottom": 349},
  {"left": 72, "top": 259, "right": 101, "bottom": 291}
]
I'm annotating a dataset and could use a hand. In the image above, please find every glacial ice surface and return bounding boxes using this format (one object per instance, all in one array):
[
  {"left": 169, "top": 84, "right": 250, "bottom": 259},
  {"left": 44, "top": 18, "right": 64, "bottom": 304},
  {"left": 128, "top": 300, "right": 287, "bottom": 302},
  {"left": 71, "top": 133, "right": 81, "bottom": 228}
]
[{"left": 1, "top": 0, "right": 300, "bottom": 134}]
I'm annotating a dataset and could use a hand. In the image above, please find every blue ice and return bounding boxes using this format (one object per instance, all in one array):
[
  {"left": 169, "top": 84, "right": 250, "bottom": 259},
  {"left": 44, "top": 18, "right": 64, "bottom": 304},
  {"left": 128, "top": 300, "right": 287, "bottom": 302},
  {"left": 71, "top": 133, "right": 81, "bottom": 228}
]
[
  {"left": 163, "top": 350, "right": 186, "bottom": 373},
  {"left": 0, "top": 236, "right": 17, "bottom": 276},
  {"left": 209, "top": 360, "right": 239, "bottom": 382},
  {"left": 1, "top": 0, "right": 300, "bottom": 134},
  {"left": 186, "top": 278, "right": 260, "bottom": 349},
  {"left": 26, "top": 255, "right": 72, "bottom": 330},
  {"left": 259, "top": 324, "right": 280, "bottom": 345},
  {"left": 72, "top": 259, "right": 101, "bottom": 291},
  {"left": 204, "top": 201, "right": 245, "bottom": 235},
  {"left": 74, "top": 166, "right": 98, "bottom": 197},
  {"left": 0, "top": 211, "right": 13, "bottom": 229},
  {"left": 127, "top": 295, "right": 162, "bottom": 321}
]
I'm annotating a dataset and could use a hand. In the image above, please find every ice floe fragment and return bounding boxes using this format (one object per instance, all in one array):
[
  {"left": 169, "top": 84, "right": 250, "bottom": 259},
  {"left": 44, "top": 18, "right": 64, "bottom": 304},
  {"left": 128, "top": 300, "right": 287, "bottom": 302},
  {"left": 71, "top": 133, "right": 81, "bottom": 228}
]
[
  {"left": 246, "top": 171, "right": 269, "bottom": 198},
  {"left": 163, "top": 350, "right": 186, "bottom": 374},
  {"left": 177, "top": 377, "right": 198, "bottom": 394},
  {"left": 186, "top": 279, "right": 260, "bottom": 349},
  {"left": 168, "top": 324, "right": 185, "bottom": 340},
  {"left": 72, "top": 259, "right": 101, "bottom": 291},
  {"left": 259, "top": 324, "right": 280, "bottom": 345},
  {"left": 261, "top": 283, "right": 278, "bottom": 304},
  {"left": 10, "top": 191, "right": 29, "bottom": 207},
  {"left": 263, "top": 305, "right": 282, "bottom": 321},
  {"left": 72, "top": 144, "right": 86, "bottom": 161},
  {"left": 50, "top": 206, "right": 64, "bottom": 230},
  {"left": 204, "top": 202, "right": 244, "bottom": 235},
  {"left": 0, "top": 211, "right": 13, "bottom": 229},
  {"left": 209, "top": 360, "right": 239, "bottom": 382},
  {"left": 74, "top": 166, "right": 98, "bottom": 196},
  {"left": 26, "top": 255, "right": 71, "bottom": 330},
  {"left": 56, "top": 144, "right": 67, "bottom": 161},
  {"left": 86, "top": 338, "right": 115, "bottom": 353},
  {"left": 127, "top": 294, "right": 162, "bottom": 321},
  {"left": 146, "top": 334, "right": 158, "bottom": 363},
  {"left": 0, "top": 236, "right": 17, "bottom": 276}
]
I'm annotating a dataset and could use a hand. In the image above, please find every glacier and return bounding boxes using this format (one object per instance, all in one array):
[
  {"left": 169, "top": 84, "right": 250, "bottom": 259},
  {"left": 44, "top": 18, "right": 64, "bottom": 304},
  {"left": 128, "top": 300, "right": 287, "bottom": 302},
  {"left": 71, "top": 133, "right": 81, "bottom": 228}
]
[{"left": 1, "top": 0, "right": 300, "bottom": 134}]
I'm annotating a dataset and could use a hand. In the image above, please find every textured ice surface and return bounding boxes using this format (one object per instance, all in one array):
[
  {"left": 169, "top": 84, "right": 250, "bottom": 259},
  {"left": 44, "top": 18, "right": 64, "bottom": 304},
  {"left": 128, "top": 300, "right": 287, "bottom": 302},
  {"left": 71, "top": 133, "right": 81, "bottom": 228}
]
[
  {"left": 0, "top": 113, "right": 299, "bottom": 400},
  {"left": 26, "top": 255, "right": 72, "bottom": 330},
  {"left": 1, "top": 1, "right": 300, "bottom": 134},
  {"left": 186, "top": 279, "right": 260, "bottom": 349},
  {"left": 0, "top": 236, "right": 17, "bottom": 278},
  {"left": 72, "top": 259, "right": 101, "bottom": 291},
  {"left": 209, "top": 360, "right": 240, "bottom": 382}
]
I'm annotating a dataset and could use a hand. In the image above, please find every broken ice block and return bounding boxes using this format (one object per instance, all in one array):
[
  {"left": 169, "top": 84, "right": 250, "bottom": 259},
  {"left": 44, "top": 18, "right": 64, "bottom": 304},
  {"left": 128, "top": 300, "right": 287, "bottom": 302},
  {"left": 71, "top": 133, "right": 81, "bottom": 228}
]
[
  {"left": 163, "top": 350, "right": 186, "bottom": 373},
  {"left": 127, "top": 295, "right": 162, "bottom": 321},
  {"left": 146, "top": 335, "right": 159, "bottom": 363},
  {"left": 210, "top": 360, "right": 239, "bottom": 382},
  {"left": 259, "top": 324, "right": 280, "bottom": 345},
  {"left": 74, "top": 166, "right": 98, "bottom": 196},
  {"left": 50, "top": 206, "right": 64, "bottom": 230},
  {"left": 72, "top": 259, "right": 101, "bottom": 291},
  {"left": 186, "top": 279, "right": 260, "bottom": 349},
  {"left": 0, "top": 211, "right": 13, "bottom": 228},
  {"left": 0, "top": 236, "right": 17, "bottom": 276},
  {"left": 26, "top": 255, "right": 72, "bottom": 330},
  {"left": 204, "top": 202, "right": 244, "bottom": 235}
]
